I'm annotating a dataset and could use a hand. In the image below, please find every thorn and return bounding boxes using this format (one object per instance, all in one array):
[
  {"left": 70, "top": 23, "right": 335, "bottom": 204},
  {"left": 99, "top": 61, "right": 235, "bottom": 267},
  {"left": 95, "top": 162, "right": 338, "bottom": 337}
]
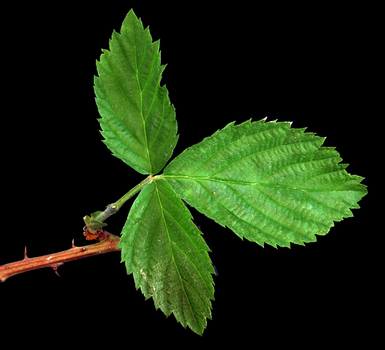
[
  {"left": 72, "top": 239, "right": 76, "bottom": 248},
  {"left": 51, "top": 263, "right": 63, "bottom": 277},
  {"left": 24, "top": 246, "right": 28, "bottom": 260}
]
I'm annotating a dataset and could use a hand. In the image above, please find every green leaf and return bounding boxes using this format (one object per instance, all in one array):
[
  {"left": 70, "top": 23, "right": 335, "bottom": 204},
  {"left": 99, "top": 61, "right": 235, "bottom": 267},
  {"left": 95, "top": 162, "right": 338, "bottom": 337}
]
[
  {"left": 94, "top": 9, "right": 178, "bottom": 175},
  {"left": 163, "top": 119, "right": 367, "bottom": 248},
  {"left": 118, "top": 178, "right": 215, "bottom": 335}
]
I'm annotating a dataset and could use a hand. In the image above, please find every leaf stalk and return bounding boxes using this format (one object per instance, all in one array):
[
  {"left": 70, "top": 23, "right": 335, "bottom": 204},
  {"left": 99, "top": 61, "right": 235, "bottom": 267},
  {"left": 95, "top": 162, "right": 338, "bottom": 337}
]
[{"left": 86, "top": 175, "right": 154, "bottom": 233}]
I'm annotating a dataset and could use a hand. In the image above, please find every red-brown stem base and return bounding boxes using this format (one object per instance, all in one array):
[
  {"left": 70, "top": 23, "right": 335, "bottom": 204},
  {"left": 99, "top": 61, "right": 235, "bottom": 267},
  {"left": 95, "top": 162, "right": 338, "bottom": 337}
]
[{"left": 0, "top": 232, "right": 121, "bottom": 283}]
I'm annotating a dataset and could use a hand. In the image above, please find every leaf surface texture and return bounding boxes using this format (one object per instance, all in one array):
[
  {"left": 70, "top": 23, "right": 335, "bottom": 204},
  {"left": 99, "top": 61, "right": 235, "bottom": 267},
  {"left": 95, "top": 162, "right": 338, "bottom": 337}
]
[
  {"left": 164, "top": 119, "right": 367, "bottom": 247},
  {"left": 118, "top": 179, "right": 215, "bottom": 335},
  {"left": 94, "top": 10, "right": 178, "bottom": 175}
]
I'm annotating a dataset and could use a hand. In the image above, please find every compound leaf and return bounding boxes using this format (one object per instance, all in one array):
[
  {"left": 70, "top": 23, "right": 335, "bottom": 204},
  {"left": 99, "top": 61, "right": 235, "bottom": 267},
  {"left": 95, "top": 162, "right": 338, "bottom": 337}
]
[
  {"left": 95, "top": 9, "right": 178, "bottom": 175},
  {"left": 163, "top": 119, "right": 367, "bottom": 248},
  {"left": 118, "top": 178, "right": 215, "bottom": 335}
]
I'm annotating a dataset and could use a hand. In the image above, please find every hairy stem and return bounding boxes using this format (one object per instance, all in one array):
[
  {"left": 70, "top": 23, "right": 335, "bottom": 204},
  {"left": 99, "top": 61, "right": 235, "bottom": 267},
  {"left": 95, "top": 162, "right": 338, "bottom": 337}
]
[{"left": 0, "top": 232, "right": 120, "bottom": 283}]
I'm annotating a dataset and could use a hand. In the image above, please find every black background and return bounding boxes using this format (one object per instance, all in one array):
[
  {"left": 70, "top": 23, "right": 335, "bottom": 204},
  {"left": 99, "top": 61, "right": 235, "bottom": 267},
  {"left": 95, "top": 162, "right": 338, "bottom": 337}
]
[{"left": 0, "top": 2, "right": 379, "bottom": 347}]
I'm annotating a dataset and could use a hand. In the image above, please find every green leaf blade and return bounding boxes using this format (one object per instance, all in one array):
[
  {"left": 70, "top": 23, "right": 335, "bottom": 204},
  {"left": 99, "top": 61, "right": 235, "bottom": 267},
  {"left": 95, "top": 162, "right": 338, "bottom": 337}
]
[
  {"left": 164, "top": 119, "right": 367, "bottom": 248},
  {"left": 118, "top": 179, "right": 215, "bottom": 335},
  {"left": 95, "top": 10, "right": 178, "bottom": 175}
]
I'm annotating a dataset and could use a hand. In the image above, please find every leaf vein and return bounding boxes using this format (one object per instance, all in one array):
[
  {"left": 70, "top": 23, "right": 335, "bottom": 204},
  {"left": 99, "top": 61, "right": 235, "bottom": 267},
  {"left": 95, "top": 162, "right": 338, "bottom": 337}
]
[{"left": 153, "top": 182, "right": 197, "bottom": 325}]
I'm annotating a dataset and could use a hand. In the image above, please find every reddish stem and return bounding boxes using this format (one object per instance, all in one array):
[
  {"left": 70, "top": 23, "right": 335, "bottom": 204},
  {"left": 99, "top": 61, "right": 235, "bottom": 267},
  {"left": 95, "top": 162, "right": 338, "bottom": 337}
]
[{"left": 0, "top": 232, "right": 121, "bottom": 283}]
